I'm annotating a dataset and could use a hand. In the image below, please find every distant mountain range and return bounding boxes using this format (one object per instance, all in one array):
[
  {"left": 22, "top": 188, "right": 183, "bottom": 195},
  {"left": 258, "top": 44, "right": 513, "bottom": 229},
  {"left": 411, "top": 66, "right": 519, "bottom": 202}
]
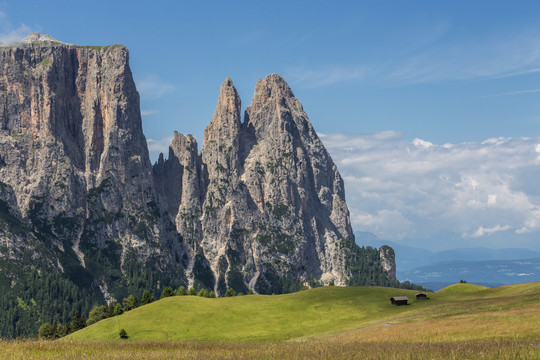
[
  {"left": 357, "top": 232, "right": 540, "bottom": 290},
  {"left": 401, "top": 258, "right": 540, "bottom": 291}
]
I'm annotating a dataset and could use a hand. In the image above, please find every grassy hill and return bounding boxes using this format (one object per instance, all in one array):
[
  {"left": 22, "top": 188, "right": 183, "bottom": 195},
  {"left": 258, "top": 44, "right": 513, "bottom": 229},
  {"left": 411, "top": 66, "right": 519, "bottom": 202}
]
[
  {"left": 2, "top": 282, "right": 539, "bottom": 359},
  {"left": 67, "top": 282, "right": 540, "bottom": 342},
  {"left": 437, "top": 283, "right": 489, "bottom": 293}
]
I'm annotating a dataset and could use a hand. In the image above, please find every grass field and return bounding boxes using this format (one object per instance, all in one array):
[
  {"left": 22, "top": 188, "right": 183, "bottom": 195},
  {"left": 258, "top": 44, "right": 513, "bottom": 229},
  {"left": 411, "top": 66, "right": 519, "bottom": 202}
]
[{"left": 3, "top": 282, "right": 540, "bottom": 359}]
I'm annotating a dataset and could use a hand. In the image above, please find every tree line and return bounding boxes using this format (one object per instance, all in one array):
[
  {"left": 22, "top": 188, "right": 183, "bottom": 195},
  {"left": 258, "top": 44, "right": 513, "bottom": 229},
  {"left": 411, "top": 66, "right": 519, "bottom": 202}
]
[{"left": 37, "top": 286, "right": 253, "bottom": 339}]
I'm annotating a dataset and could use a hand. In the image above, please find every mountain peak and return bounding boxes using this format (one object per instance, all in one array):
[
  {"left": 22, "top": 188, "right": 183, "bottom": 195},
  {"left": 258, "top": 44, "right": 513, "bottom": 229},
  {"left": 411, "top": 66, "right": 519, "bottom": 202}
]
[
  {"left": 254, "top": 73, "right": 295, "bottom": 99},
  {"left": 203, "top": 76, "right": 242, "bottom": 148},
  {"left": 23, "top": 32, "right": 66, "bottom": 44}
]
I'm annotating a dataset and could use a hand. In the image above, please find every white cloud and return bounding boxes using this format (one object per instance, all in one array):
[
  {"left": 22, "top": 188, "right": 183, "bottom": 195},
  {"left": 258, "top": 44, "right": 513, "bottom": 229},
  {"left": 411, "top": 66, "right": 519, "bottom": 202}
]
[
  {"left": 146, "top": 135, "right": 173, "bottom": 154},
  {"left": 141, "top": 110, "right": 159, "bottom": 116},
  {"left": 412, "top": 138, "right": 434, "bottom": 149},
  {"left": 0, "top": 24, "right": 31, "bottom": 45},
  {"left": 0, "top": 6, "right": 33, "bottom": 45},
  {"left": 135, "top": 75, "right": 174, "bottom": 100},
  {"left": 351, "top": 209, "right": 411, "bottom": 240},
  {"left": 322, "top": 132, "right": 540, "bottom": 247},
  {"left": 465, "top": 224, "right": 512, "bottom": 238}
]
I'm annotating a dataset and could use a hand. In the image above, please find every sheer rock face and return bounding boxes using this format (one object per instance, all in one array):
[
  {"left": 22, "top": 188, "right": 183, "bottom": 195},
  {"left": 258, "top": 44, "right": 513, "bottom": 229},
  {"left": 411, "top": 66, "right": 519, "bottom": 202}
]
[
  {"left": 156, "top": 74, "right": 357, "bottom": 294},
  {"left": 0, "top": 35, "right": 393, "bottom": 304},
  {"left": 0, "top": 39, "right": 184, "bottom": 301},
  {"left": 379, "top": 246, "right": 397, "bottom": 281}
]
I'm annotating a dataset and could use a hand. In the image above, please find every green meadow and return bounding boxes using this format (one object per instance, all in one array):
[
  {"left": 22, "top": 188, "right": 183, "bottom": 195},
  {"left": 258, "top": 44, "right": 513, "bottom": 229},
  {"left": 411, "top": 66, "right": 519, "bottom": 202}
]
[
  {"left": 2, "top": 282, "right": 540, "bottom": 359},
  {"left": 69, "top": 286, "right": 425, "bottom": 342}
]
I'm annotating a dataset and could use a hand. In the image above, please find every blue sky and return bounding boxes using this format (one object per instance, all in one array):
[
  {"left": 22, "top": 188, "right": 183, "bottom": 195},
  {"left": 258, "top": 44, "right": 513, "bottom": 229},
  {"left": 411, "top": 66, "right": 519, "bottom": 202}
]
[{"left": 2, "top": 1, "right": 540, "bottom": 250}]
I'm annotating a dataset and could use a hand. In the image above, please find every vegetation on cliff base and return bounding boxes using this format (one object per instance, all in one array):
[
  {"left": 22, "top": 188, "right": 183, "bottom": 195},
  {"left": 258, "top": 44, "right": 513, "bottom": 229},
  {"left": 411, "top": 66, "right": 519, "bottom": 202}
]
[{"left": 339, "top": 238, "right": 427, "bottom": 291}]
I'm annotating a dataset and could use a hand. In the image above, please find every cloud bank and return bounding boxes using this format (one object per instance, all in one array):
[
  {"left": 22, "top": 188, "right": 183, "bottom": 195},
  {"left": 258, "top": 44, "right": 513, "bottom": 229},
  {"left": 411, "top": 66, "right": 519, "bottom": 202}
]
[{"left": 320, "top": 132, "right": 540, "bottom": 249}]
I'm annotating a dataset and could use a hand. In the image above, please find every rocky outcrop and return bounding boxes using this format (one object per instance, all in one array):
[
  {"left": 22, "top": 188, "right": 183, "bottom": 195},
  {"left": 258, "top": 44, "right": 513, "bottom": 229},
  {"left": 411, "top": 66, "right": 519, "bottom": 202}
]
[
  {"left": 0, "top": 34, "right": 185, "bottom": 306},
  {"left": 379, "top": 246, "right": 397, "bottom": 281},
  {"left": 0, "top": 35, "right": 398, "bottom": 337},
  {"left": 154, "top": 74, "right": 369, "bottom": 295}
]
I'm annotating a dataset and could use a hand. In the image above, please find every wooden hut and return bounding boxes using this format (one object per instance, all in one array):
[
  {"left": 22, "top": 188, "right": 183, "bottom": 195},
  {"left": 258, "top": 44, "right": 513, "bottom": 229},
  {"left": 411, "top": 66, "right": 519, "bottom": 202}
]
[
  {"left": 416, "top": 292, "right": 429, "bottom": 300},
  {"left": 389, "top": 296, "right": 408, "bottom": 305}
]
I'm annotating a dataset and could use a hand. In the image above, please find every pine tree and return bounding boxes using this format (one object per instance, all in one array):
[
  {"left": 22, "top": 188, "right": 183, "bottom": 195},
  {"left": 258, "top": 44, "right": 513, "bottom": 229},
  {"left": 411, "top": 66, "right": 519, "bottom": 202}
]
[
  {"left": 197, "top": 289, "right": 209, "bottom": 297},
  {"left": 175, "top": 286, "right": 187, "bottom": 296},
  {"left": 160, "top": 287, "right": 174, "bottom": 299},
  {"left": 122, "top": 294, "right": 139, "bottom": 311},
  {"left": 140, "top": 290, "right": 155, "bottom": 305},
  {"left": 69, "top": 311, "right": 85, "bottom": 332},
  {"left": 51, "top": 320, "right": 59, "bottom": 339},
  {"left": 107, "top": 303, "right": 116, "bottom": 317},
  {"left": 114, "top": 303, "right": 124, "bottom": 316},
  {"left": 87, "top": 305, "right": 109, "bottom": 326},
  {"left": 38, "top": 322, "right": 54, "bottom": 339}
]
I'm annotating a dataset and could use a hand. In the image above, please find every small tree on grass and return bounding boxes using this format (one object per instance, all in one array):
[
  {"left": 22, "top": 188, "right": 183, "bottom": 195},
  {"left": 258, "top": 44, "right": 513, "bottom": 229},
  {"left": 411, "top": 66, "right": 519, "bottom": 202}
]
[
  {"left": 122, "top": 294, "right": 139, "bottom": 311},
  {"left": 114, "top": 303, "right": 124, "bottom": 316},
  {"left": 119, "top": 328, "right": 128, "bottom": 339},
  {"left": 56, "top": 323, "right": 68, "bottom": 338},
  {"left": 87, "top": 305, "right": 109, "bottom": 326},
  {"left": 187, "top": 287, "right": 197, "bottom": 296},
  {"left": 106, "top": 303, "right": 116, "bottom": 317},
  {"left": 175, "top": 286, "right": 187, "bottom": 296},
  {"left": 460, "top": 279, "right": 467, "bottom": 283},
  {"left": 69, "top": 312, "right": 86, "bottom": 332},
  {"left": 161, "top": 286, "right": 174, "bottom": 299},
  {"left": 141, "top": 290, "right": 155, "bottom": 305},
  {"left": 38, "top": 322, "right": 54, "bottom": 339},
  {"left": 208, "top": 291, "right": 216, "bottom": 298},
  {"left": 197, "top": 289, "right": 209, "bottom": 297},
  {"left": 224, "top": 288, "right": 236, "bottom": 297}
]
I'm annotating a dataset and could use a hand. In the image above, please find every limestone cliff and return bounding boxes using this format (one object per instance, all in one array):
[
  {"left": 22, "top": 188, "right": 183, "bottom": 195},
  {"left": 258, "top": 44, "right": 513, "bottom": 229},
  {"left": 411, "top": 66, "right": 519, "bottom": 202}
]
[
  {"left": 154, "top": 75, "right": 386, "bottom": 295},
  {"left": 0, "top": 34, "right": 185, "bottom": 308},
  {"left": 0, "top": 34, "right": 397, "bottom": 337},
  {"left": 379, "top": 245, "right": 397, "bottom": 281}
]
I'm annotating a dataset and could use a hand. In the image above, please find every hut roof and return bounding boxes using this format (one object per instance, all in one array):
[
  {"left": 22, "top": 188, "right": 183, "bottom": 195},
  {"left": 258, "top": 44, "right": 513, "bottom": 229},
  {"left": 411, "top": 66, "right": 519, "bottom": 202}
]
[{"left": 390, "top": 296, "right": 408, "bottom": 301}]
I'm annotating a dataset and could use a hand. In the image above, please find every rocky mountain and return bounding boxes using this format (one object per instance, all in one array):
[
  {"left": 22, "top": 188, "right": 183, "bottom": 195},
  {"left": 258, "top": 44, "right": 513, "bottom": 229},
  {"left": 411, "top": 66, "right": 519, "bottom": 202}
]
[
  {"left": 0, "top": 34, "right": 397, "bottom": 337},
  {"left": 153, "top": 75, "right": 366, "bottom": 294}
]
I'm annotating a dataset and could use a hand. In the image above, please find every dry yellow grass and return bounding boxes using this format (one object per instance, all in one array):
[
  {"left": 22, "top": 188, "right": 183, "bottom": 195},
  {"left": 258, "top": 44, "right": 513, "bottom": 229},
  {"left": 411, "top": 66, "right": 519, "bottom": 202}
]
[
  {"left": 320, "top": 306, "right": 540, "bottom": 344},
  {"left": 1, "top": 338, "right": 539, "bottom": 359}
]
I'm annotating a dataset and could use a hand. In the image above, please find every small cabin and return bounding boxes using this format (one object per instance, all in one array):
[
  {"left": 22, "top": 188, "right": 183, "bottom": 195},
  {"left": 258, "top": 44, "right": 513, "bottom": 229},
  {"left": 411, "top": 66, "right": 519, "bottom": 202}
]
[
  {"left": 416, "top": 293, "right": 429, "bottom": 300},
  {"left": 390, "top": 296, "right": 408, "bottom": 306}
]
